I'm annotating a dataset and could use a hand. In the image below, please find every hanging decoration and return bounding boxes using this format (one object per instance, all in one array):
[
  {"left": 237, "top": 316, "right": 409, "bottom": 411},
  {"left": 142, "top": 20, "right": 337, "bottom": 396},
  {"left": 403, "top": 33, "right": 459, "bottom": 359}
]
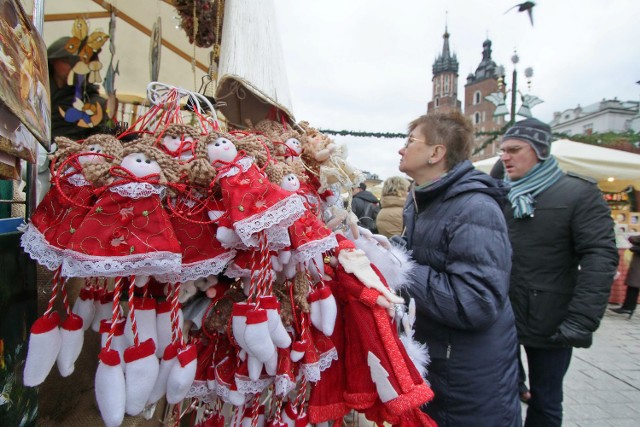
[{"left": 174, "top": 0, "right": 224, "bottom": 48}]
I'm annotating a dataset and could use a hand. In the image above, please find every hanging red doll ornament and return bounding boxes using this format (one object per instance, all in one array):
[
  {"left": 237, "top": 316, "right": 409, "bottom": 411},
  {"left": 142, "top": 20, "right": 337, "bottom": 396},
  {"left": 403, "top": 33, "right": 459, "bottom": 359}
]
[
  {"left": 254, "top": 119, "right": 304, "bottom": 165},
  {"left": 205, "top": 131, "right": 306, "bottom": 250},
  {"left": 167, "top": 136, "right": 236, "bottom": 285},
  {"left": 20, "top": 134, "right": 123, "bottom": 272},
  {"left": 61, "top": 137, "right": 183, "bottom": 282}
]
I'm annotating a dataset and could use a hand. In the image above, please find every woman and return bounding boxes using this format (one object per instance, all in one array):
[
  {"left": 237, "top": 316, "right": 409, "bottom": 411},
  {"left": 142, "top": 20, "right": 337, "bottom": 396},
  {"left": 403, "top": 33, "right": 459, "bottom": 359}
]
[
  {"left": 375, "top": 176, "right": 409, "bottom": 238},
  {"left": 399, "top": 111, "right": 521, "bottom": 426},
  {"left": 610, "top": 234, "right": 640, "bottom": 318}
]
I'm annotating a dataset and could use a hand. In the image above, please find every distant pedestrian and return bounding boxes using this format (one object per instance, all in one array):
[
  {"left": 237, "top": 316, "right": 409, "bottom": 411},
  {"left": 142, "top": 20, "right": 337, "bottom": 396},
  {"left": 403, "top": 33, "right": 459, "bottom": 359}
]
[
  {"left": 610, "top": 234, "right": 640, "bottom": 318},
  {"left": 350, "top": 182, "right": 380, "bottom": 233},
  {"left": 399, "top": 111, "right": 521, "bottom": 426},
  {"left": 375, "top": 176, "right": 409, "bottom": 238},
  {"left": 500, "top": 117, "right": 618, "bottom": 427}
]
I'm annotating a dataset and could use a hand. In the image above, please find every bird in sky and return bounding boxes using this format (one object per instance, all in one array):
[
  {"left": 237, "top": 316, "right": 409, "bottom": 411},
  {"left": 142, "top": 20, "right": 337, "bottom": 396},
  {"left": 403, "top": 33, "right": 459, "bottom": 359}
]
[{"left": 505, "top": 1, "right": 536, "bottom": 26}]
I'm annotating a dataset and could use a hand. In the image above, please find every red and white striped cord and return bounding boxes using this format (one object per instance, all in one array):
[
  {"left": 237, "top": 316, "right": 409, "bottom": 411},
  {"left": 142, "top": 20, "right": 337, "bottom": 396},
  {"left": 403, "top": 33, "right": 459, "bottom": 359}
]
[
  {"left": 104, "top": 276, "right": 124, "bottom": 351},
  {"left": 43, "top": 266, "right": 62, "bottom": 317},
  {"left": 128, "top": 275, "right": 140, "bottom": 347}
]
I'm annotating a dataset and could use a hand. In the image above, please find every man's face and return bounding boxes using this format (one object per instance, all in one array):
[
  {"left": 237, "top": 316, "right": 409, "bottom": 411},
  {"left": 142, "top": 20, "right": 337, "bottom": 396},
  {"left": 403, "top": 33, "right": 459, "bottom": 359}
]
[{"left": 499, "top": 139, "right": 540, "bottom": 180}]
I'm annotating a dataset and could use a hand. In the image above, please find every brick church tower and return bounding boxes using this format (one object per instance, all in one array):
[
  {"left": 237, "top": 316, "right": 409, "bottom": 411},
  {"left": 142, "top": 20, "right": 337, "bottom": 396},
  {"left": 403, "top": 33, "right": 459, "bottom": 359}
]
[
  {"left": 427, "top": 25, "right": 461, "bottom": 114},
  {"left": 464, "top": 39, "right": 506, "bottom": 160}
]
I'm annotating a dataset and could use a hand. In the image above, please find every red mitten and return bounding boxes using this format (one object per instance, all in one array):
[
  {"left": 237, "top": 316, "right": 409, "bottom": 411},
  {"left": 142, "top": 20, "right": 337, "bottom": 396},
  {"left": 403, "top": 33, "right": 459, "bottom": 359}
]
[
  {"left": 124, "top": 338, "right": 159, "bottom": 416},
  {"left": 92, "top": 290, "right": 114, "bottom": 332},
  {"left": 244, "top": 309, "right": 276, "bottom": 362},
  {"left": 281, "top": 402, "right": 298, "bottom": 427},
  {"left": 95, "top": 348, "right": 125, "bottom": 427},
  {"left": 147, "top": 342, "right": 179, "bottom": 405},
  {"left": 307, "top": 288, "right": 323, "bottom": 332},
  {"left": 99, "top": 318, "right": 127, "bottom": 367},
  {"left": 72, "top": 286, "right": 95, "bottom": 331},
  {"left": 156, "top": 300, "right": 182, "bottom": 357},
  {"left": 125, "top": 297, "right": 158, "bottom": 348},
  {"left": 290, "top": 340, "right": 307, "bottom": 363},
  {"left": 260, "top": 296, "right": 292, "bottom": 348},
  {"left": 317, "top": 286, "right": 337, "bottom": 336},
  {"left": 57, "top": 313, "right": 84, "bottom": 377},
  {"left": 166, "top": 344, "right": 198, "bottom": 404},
  {"left": 232, "top": 302, "right": 254, "bottom": 356},
  {"left": 24, "top": 312, "right": 61, "bottom": 386}
]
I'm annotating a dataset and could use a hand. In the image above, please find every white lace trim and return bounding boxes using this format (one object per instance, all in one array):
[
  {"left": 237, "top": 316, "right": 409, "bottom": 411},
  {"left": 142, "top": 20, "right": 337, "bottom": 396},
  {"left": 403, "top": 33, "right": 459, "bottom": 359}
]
[
  {"left": 110, "top": 182, "right": 166, "bottom": 199},
  {"left": 180, "top": 250, "right": 236, "bottom": 282},
  {"left": 67, "top": 173, "right": 91, "bottom": 187},
  {"left": 20, "top": 224, "right": 63, "bottom": 270},
  {"left": 224, "top": 263, "right": 250, "bottom": 279},
  {"left": 62, "top": 249, "right": 181, "bottom": 278},
  {"left": 274, "top": 375, "right": 296, "bottom": 396},
  {"left": 215, "top": 383, "right": 231, "bottom": 403},
  {"left": 235, "top": 195, "right": 305, "bottom": 246},
  {"left": 186, "top": 380, "right": 216, "bottom": 402},
  {"left": 301, "top": 347, "right": 338, "bottom": 383},
  {"left": 318, "top": 347, "right": 338, "bottom": 373},
  {"left": 301, "top": 362, "right": 321, "bottom": 383},
  {"left": 218, "top": 156, "right": 252, "bottom": 179},
  {"left": 235, "top": 374, "right": 273, "bottom": 395},
  {"left": 294, "top": 234, "right": 338, "bottom": 263},
  {"left": 239, "top": 225, "right": 291, "bottom": 250}
]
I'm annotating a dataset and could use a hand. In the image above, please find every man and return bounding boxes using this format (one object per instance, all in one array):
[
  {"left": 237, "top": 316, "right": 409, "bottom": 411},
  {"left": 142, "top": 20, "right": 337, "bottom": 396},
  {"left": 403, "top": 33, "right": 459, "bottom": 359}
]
[
  {"left": 500, "top": 118, "right": 618, "bottom": 427},
  {"left": 351, "top": 182, "right": 380, "bottom": 233}
]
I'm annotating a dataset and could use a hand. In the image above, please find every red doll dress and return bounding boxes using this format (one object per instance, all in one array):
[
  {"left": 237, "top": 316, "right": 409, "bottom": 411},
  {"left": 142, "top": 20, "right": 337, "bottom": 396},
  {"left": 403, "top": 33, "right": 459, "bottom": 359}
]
[
  {"left": 21, "top": 168, "right": 95, "bottom": 270},
  {"left": 62, "top": 180, "right": 182, "bottom": 281},
  {"left": 332, "top": 261, "right": 434, "bottom": 421},
  {"left": 170, "top": 191, "right": 235, "bottom": 282},
  {"left": 288, "top": 208, "right": 337, "bottom": 264},
  {"left": 216, "top": 156, "right": 305, "bottom": 250}
]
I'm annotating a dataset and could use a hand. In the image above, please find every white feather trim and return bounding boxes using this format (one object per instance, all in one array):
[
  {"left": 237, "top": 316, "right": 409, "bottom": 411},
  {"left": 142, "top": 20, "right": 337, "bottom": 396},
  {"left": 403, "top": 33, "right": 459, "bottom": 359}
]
[
  {"left": 399, "top": 333, "right": 430, "bottom": 381},
  {"left": 346, "top": 228, "right": 417, "bottom": 291}
]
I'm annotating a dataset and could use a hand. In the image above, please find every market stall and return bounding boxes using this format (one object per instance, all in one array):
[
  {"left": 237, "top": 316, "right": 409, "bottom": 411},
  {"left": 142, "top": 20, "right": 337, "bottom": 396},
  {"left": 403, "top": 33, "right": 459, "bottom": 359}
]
[{"left": 2, "top": 1, "right": 436, "bottom": 427}]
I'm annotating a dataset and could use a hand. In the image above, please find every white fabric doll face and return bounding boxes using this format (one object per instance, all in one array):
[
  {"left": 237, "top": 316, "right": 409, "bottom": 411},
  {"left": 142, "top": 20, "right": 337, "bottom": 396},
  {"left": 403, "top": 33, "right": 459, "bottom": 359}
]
[
  {"left": 280, "top": 173, "right": 300, "bottom": 192},
  {"left": 120, "top": 152, "right": 162, "bottom": 177},
  {"left": 78, "top": 143, "right": 103, "bottom": 165},
  {"left": 162, "top": 134, "right": 193, "bottom": 153},
  {"left": 285, "top": 138, "right": 302, "bottom": 156},
  {"left": 207, "top": 136, "right": 238, "bottom": 166}
]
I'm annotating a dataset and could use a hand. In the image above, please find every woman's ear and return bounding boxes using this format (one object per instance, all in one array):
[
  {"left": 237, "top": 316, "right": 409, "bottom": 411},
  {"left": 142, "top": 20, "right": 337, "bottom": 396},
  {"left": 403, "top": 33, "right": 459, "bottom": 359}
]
[{"left": 431, "top": 145, "right": 447, "bottom": 164}]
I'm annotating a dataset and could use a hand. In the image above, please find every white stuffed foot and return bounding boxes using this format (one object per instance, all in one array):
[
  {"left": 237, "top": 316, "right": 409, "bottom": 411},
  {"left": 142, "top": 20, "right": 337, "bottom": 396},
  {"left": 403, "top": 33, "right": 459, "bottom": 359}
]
[{"left": 24, "top": 312, "right": 61, "bottom": 387}]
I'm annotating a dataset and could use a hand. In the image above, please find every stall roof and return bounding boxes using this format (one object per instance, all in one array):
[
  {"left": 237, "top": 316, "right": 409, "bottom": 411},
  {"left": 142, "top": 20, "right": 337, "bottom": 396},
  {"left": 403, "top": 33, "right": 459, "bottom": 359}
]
[{"left": 473, "top": 139, "right": 640, "bottom": 192}]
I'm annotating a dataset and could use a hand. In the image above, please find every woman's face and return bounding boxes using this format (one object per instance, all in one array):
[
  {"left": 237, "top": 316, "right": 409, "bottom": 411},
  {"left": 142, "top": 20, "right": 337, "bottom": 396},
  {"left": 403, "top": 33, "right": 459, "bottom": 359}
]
[
  {"left": 207, "top": 136, "right": 237, "bottom": 166},
  {"left": 398, "top": 125, "right": 434, "bottom": 180}
]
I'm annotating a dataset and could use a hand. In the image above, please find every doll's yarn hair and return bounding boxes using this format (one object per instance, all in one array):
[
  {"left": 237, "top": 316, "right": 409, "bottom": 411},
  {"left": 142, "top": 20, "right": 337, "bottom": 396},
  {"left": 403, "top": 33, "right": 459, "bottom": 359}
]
[
  {"left": 187, "top": 137, "right": 218, "bottom": 187},
  {"left": 254, "top": 119, "right": 301, "bottom": 158},
  {"left": 233, "top": 131, "right": 274, "bottom": 169},
  {"left": 70, "top": 135, "right": 124, "bottom": 186},
  {"left": 155, "top": 123, "right": 201, "bottom": 144},
  {"left": 52, "top": 134, "right": 122, "bottom": 164}
]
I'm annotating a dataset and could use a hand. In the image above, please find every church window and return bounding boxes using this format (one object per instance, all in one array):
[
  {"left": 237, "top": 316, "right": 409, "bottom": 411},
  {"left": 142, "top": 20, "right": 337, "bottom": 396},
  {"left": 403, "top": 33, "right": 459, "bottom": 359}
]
[
  {"left": 474, "top": 91, "right": 481, "bottom": 105},
  {"left": 474, "top": 112, "right": 481, "bottom": 124}
]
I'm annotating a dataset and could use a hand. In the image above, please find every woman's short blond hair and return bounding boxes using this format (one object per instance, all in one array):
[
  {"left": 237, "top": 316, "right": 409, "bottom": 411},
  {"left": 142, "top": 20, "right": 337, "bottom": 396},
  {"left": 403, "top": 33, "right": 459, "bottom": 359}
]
[
  {"left": 408, "top": 111, "right": 474, "bottom": 170},
  {"left": 382, "top": 176, "right": 409, "bottom": 197}
]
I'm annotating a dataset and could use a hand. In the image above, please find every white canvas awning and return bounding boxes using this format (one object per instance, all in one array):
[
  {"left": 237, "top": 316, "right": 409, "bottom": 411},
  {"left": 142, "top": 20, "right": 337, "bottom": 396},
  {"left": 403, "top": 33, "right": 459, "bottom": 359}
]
[{"left": 474, "top": 139, "right": 640, "bottom": 192}]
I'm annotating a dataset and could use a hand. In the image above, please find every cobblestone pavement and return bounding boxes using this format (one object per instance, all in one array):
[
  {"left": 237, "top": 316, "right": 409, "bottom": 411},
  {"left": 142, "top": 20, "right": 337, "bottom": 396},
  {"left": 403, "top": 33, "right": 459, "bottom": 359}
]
[{"left": 520, "top": 304, "right": 640, "bottom": 426}]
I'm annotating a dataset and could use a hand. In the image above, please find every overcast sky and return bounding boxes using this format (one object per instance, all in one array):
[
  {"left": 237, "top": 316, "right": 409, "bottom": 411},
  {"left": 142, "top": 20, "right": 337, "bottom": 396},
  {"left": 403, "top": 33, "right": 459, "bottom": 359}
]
[{"left": 273, "top": 0, "right": 640, "bottom": 180}]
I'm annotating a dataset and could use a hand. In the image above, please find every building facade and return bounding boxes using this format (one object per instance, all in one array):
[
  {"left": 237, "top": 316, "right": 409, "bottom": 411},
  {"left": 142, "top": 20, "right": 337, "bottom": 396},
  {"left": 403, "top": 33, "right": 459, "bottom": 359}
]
[
  {"left": 464, "top": 39, "right": 506, "bottom": 160},
  {"left": 427, "top": 25, "right": 461, "bottom": 114},
  {"left": 550, "top": 99, "right": 640, "bottom": 135}
]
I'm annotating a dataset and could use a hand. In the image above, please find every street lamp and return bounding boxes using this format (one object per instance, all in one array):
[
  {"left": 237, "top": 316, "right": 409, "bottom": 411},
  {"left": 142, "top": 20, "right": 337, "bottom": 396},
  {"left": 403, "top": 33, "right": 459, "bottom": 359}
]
[{"left": 485, "top": 50, "right": 543, "bottom": 125}]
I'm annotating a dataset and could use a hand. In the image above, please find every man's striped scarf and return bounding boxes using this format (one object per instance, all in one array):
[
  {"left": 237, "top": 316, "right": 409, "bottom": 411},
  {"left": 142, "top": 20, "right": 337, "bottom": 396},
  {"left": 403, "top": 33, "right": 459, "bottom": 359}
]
[{"left": 505, "top": 156, "right": 563, "bottom": 218}]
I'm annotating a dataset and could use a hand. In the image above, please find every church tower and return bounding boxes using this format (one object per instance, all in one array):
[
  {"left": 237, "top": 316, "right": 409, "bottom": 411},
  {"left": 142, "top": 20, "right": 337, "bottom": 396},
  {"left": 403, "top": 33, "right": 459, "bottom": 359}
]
[
  {"left": 464, "top": 38, "right": 505, "bottom": 159},
  {"left": 427, "top": 24, "right": 461, "bottom": 114}
]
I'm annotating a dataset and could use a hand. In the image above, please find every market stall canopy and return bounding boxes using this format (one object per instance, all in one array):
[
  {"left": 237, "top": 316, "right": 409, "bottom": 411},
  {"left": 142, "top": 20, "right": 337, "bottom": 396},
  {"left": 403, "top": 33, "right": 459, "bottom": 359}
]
[{"left": 474, "top": 139, "right": 640, "bottom": 192}]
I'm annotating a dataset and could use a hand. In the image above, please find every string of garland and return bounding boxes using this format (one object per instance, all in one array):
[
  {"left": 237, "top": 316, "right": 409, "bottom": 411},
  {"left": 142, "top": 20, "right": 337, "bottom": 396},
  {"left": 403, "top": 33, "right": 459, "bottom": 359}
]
[{"left": 318, "top": 129, "right": 406, "bottom": 139}]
